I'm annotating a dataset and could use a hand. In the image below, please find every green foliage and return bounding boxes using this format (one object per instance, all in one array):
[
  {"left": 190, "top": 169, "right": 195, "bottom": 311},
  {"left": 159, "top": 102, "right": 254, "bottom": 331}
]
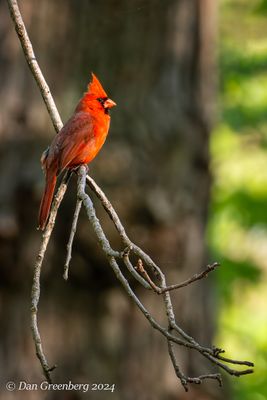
[
  {"left": 209, "top": 1, "right": 267, "bottom": 398},
  {"left": 215, "top": 256, "right": 261, "bottom": 301},
  {"left": 255, "top": 0, "right": 267, "bottom": 13},
  {"left": 214, "top": 189, "right": 267, "bottom": 228},
  {"left": 220, "top": 47, "right": 267, "bottom": 80}
]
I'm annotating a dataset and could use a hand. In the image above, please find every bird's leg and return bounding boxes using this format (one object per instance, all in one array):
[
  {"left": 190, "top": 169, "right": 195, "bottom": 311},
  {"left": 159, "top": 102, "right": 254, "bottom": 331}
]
[
  {"left": 72, "top": 164, "right": 89, "bottom": 174},
  {"left": 83, "top": 164, "right": 89, "bottom": 174}
]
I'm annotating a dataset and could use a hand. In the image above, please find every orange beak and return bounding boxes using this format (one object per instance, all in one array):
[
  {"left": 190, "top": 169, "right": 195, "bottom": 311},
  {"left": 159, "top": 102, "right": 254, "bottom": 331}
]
[{"left": 105, "top": 98, "right": 116, "bottom": 109}]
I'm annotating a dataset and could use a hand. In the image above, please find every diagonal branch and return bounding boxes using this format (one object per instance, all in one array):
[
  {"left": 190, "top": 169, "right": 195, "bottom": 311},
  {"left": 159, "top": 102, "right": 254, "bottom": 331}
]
[
  {"left": 7, "top": 0, "right": 62, "bottom": 132},
  {"left": 159, "top": 262, "right": 220, "bottom": 293}
]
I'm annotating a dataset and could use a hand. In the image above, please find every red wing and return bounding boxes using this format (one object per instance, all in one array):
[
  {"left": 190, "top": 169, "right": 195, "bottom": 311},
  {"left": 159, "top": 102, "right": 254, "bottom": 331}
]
[{"left": 55, "top": 112, "right": 94, "bottom": 172}]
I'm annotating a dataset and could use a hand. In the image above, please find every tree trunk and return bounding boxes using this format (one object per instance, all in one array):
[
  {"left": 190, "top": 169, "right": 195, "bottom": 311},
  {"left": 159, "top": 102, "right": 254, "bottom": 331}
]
[{"left": 0, "top": 0, "right": 219, "bottom": 399}]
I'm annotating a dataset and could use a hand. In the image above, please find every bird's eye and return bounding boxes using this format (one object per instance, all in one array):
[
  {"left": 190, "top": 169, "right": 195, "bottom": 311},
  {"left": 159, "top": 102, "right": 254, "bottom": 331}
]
[{"left": 97, "top": 97, "right": 108, "bottom": 106}]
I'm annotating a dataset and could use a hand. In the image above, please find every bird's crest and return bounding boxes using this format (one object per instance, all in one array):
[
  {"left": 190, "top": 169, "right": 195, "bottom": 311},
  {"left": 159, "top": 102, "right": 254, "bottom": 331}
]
[{"left": 87, "top": 73, "right": 108, "bottom": 98}]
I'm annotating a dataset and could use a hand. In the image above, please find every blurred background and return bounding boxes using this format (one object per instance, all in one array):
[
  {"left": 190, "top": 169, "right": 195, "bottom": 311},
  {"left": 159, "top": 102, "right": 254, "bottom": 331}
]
[
  {"left": 210, "top": 1, "right": 267, "bottom": 399},
  {"left": 0, "top": 0, "right": 266, "bottom": 399}
]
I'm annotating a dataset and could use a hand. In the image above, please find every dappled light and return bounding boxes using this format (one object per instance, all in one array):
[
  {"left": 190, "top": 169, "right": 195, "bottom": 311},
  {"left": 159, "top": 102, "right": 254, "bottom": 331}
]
[{"left": 209, "top": 1, "right": 267, "bottom": 398}]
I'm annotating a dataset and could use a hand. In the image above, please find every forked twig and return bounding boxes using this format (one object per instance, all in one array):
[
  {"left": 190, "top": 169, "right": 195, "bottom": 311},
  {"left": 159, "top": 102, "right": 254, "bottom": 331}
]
[
  {"left": 135, "top": 259, "right": 220, "bottom": 294},
  {"left": 167, "top": 336, "right": 222, "bottom": 392}
]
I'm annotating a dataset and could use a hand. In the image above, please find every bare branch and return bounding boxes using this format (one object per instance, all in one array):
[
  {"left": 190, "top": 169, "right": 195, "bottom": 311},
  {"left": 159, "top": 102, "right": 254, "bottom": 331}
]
[
  {"left": 167, "top": 337, "right": 222, "bottom": 392},
  {"left": 134, "top": 259, "right": 220, "bottom": 294},
  {"left": 135, "top": 258, "right": 161, "bottom": 293},
  {"left": 160, "top": 262, "right": 220, "bottom": 293},
  {"left": 167, "top": 339, "right": 190, "bottom": 391},
  {"left": 31, "top": 172, "right": 70, "bottom": 382},
  {"left": 6, "top": 0, "right": 63, "bottom": 132},
  {"left": 79, "top": 166, "right": 254, "bottom": 389},
  {"left": 63, "top": 198, "right": 82, "bottom": 280},
  {"left": 216, "top": 354, "right": 254, "bottom": 367}
]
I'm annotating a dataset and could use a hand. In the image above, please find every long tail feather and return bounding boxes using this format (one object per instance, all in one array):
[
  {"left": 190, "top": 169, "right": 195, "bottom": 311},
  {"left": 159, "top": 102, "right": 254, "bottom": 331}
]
[{"left": 38, "top": 174, "right": 57, "bottom": 230}]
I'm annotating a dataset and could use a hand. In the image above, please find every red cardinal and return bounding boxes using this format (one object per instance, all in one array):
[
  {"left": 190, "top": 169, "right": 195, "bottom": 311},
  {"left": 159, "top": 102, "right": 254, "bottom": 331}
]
[{"left": 38, "top": 73, "right": 116, "bottom": 230}]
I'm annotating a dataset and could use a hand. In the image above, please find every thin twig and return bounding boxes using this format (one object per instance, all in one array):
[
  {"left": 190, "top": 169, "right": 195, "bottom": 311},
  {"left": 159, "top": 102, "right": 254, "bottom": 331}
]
[
  {"left": 31, "top": 172, "right": 70, "bottom": 382},
  {"left": 167, "top": 335, "right": 222, "bottom": 391},
  {"left": 216, "top": 354, "right": 254, "bottom": 367},
  {"left": 135, "top": 258, "right": 161, "bottom": 293},
  {"left": 160, "top": 262, "right": 220, "bottom": 293},
  {"left": 63, "top": 198, "right": 82, "bottom": 280},
  {"left": 167, "top": 339, "right": 189, "bottom": 391},
  {"left": 122, "top": 248, "right": 151, "bottom": 289},
  {"left": 135, "top": 259, "right": 220, "bottom": 294}
]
